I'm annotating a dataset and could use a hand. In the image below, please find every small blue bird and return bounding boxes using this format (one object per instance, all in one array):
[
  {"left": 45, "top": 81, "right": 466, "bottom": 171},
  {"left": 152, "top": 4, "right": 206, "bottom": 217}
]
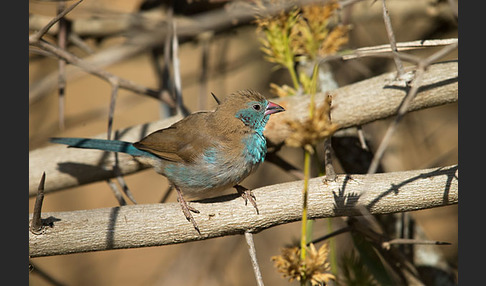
[{"left": 51, "top": 90, "right": 285, "bottom": 233}]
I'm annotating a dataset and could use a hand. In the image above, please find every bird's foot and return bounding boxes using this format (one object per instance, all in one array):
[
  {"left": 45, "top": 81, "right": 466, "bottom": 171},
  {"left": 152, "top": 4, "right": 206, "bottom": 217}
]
[
  {"left": 175, "top": 187, "right": 201, "bottom": 234},
  {"left": 234, "top": 184, "right": 259, "bottom": 214}
]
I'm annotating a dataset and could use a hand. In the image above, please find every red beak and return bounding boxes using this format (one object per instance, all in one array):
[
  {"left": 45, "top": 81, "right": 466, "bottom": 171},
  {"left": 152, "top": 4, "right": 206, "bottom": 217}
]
[{"left": 265, "top": 101, "right": 285, "bottom": 116}]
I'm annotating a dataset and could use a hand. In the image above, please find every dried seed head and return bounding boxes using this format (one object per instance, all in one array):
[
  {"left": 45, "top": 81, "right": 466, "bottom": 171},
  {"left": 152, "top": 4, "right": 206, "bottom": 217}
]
[
  {"left": 285, "top": 94, "right": 338, "bottom": 153},
  {"left": 272, "top": 243, "right": 335, "bottom": 285}
]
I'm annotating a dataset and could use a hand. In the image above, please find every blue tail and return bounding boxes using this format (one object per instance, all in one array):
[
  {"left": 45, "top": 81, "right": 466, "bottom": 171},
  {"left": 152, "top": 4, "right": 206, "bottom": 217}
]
[{"left": 50, "top": 137, "right": 154, "bottom": 158}]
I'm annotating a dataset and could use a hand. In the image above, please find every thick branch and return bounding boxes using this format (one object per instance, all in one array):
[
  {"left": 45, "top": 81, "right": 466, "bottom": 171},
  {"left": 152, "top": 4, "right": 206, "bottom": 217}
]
[
  {"left": 29, "top": 165, "right": 458, "bottom": 257},
  {"left": 29, "top": 60, "right": 457, "bottom": 195}
]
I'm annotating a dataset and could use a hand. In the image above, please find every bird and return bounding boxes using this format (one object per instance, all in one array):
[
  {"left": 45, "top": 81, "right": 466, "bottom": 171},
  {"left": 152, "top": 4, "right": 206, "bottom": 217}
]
[{"left": 50, "top": 90, "right": 285, "bottom": 233}]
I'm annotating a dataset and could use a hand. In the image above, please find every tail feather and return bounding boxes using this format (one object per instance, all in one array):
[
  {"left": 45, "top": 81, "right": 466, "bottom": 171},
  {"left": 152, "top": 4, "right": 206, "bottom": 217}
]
[{"left": 50, "top": 137, "right": 153, "bottom": 158}]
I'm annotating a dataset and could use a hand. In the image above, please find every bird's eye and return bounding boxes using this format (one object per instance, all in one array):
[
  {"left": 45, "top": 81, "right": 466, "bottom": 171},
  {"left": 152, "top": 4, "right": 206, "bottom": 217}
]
[{"left": 252, "top": 104, "right": 261, "bottom": 111}]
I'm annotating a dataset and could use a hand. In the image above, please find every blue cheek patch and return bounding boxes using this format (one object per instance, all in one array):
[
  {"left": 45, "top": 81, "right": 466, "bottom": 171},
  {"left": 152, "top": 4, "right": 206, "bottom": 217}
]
[{"left": 235, "top": 100, "right": 268, "bottom": 130}]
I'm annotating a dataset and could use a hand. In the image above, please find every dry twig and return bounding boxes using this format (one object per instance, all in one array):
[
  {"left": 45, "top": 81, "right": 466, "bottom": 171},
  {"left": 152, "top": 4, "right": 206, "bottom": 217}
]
[
  {"left": 367, "top": 42, "right": 458, "bottom": 174},
  {"left": 29, "top": 38, "right": 175, "bottom": 107},
  {"left": 29, "top": 0, "right": 82, "bottom": 43},
  {"left": 56, "top": 1, "right": 68, "bottom": 130},
  {"left": 245, "top": 231, "right": 265, "bottom": 286},
  {"left": 381, "top": 0, "right": 405, "bottom": 77}
]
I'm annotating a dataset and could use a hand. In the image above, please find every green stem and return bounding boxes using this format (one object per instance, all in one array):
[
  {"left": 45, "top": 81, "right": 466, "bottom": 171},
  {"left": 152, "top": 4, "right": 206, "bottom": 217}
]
[
  {"left": 286, "top": 60, "right": 300, "bottom": 90},
  {"left": 284, "top": 26, "right": 300, "bottom": 90},
  {"left": 299, "top": 62, "right": 320, "bottom": 284},
  {"left": 308, "top": 63, "right": 319, "bottom": 117},
  {"left": 327, "top": 218, "right": 338, "bottom": 275}
]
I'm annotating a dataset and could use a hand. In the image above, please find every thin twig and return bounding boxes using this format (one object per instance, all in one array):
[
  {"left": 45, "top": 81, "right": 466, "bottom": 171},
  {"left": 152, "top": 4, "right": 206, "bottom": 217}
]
[
  {"left": 29, "top": 0, "right": 83, "bottom": 43},
  {"left": 107, "top": 78, "right": 119, "bottom": 140},
  {"left": 156, "top": 5, "right": 175, "bottom": 118},
  {"left": 339, "top": 38, "right": 457, "bottom": 61},
  {"left": 105, "top": 179, "right": 127, "bottom": 206},
  {"left": 349, "top": 216, "right": 423, "bottom": 284},
  {"left": 421, "top": 41, "right": 458, "bottom": 67},
  {"left": 367, "top": 42, "right": 457, "bottom": 175},
  {"left": 345, "top": 39, "right": 457, "bottom": 55},
  {"left": 114, "top": 165, "right": 137, "bottom": 204},
  {"left": 29, "top": 39, "right": 175, "bottom": 107},
  {"left": 171, "top": 21, "right": 187, "bottom": 117},
  {"left": 245, "top": 231, "right": 265, "bottom": 286},
  {"left": 381, "top": 0, "right": 405, "bottom": 77},
  {"left": 309, "top": 226, "right": 351, "bottom": 246},
  {"left": 382, "top": 238, "right": 451, "bottom": 250},
  {"left": 356, "top": 126, "right": 369, "bottom": 151},
  {"left": 112, "top": 132, "right": 137, "bottom": 204},
  {"left": 105, "top": 152, "right": 138, "bottom": 206},
  {"left": 198, "top": 32, "right": 212, "bottom": 110},
  {"left": 57, "top": 1, "right": 68, "bottom": 130},
  {"left": 30, "top": 172, "right": 46, "bottom": 234},
  {"left": 366, "top": 68, "right": 424, "bottom": 175},
  {"left": 68, "top": 33, "right": 94, "bottom": 54}
]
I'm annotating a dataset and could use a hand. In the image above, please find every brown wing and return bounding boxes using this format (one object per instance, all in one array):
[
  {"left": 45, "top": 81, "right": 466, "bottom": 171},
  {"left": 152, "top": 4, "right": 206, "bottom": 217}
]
[{"left": 133, "top": 112, "right": 214, "bottom": 163}]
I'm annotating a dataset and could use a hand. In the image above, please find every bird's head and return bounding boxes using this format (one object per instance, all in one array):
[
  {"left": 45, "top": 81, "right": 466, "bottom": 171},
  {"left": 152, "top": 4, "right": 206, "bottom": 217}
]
[{"left": 216, "top": 90, "right": 284, "bottom": 133}]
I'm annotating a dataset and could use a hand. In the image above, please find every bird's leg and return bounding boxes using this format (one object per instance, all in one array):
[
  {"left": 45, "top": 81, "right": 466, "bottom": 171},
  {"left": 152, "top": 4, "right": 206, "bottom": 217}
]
[
  {"left": 234, "top": 184, "right": 259, "bottom": 215},
  {"left": 174, "top": 186, "right": 200, "bottom": 234}
]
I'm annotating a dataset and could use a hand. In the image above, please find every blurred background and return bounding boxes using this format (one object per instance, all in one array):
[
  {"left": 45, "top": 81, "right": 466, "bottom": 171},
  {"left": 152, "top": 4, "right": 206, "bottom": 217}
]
[{"left": 29, "top": 0, "right": 457, "bottom": 285}]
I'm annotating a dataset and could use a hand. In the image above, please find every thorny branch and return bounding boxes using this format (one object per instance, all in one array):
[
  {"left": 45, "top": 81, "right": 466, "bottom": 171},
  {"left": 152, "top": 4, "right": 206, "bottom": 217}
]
[
  {"left": 366, "top": 41, "right": 458, "bottom": 175},
  {"left": 29, "top": 38, "right": 176, "bottom": 107},
  {"left": 29, "top": 165, "right": 458, "bottom": 257},
  {"left": 29, "top": 0, "right": 83, "bottom": 43},
  {"left": 29, "top": 0, "right": 176, "bottom": 108},
  {"left": 381, "top": 0, "right": 405, "bottom": 77}
]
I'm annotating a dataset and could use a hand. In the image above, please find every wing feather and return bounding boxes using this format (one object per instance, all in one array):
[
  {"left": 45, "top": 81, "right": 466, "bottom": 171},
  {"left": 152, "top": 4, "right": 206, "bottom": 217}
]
[{"left": 133, "top": 112, "right": 214, "bottom": 163}]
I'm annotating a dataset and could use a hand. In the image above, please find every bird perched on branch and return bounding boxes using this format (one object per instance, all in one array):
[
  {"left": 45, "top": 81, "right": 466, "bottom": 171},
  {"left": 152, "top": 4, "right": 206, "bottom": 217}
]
[{"left": 51, "top": 90, "right": 285, "bottom": 233}]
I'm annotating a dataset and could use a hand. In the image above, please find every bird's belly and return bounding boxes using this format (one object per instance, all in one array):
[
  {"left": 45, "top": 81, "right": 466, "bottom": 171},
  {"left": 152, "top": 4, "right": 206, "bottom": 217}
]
[
  {"left": 161, "top": 144, "right": 265, "bottom": 198},
  {"left": 162, "top": 160, "right": 258, "bottom": 198}
]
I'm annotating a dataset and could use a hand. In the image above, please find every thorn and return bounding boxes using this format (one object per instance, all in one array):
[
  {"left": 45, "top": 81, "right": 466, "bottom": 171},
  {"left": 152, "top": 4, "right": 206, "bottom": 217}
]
[
  {"left": 211, "top": 92, "right": 221, "bottom": 105},
  {"left": 31, "top": 172, "right": 46, "bottom": 234}
]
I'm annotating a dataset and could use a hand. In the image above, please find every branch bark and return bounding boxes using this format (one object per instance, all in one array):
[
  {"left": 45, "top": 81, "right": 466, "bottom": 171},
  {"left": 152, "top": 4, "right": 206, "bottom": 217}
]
[
  {"left": 29, "top": 60, "right": 458, "bottom": 196},
  {"left": 29, "top": 165, "right": 458, "bottom": 257}
]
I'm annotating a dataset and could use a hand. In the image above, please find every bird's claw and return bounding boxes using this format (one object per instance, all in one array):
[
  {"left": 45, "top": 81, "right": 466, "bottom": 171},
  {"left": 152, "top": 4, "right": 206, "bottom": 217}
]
[
  {"left": 175, "top": 187, "right": 201, "bottom": 234},
  {"left": 235, "top": 185, "right": 259, "bottom": 215}
]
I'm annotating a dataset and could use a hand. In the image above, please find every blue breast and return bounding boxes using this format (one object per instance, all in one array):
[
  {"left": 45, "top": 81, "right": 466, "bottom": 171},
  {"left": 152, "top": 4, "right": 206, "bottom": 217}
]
[{"left": 241, "top": 132, "right": 267, "bottom": 166}]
